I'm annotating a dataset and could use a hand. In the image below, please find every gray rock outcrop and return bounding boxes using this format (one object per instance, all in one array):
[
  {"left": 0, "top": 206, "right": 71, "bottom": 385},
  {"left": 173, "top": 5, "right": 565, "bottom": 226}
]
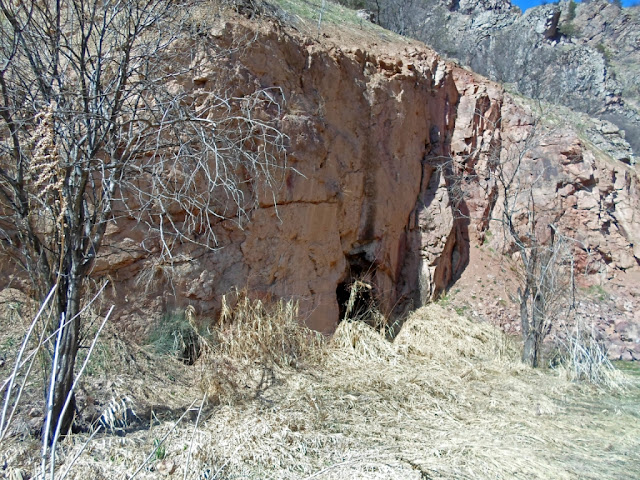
[{"left": 358, "top": 0, "right": 640, "bottom": 160}]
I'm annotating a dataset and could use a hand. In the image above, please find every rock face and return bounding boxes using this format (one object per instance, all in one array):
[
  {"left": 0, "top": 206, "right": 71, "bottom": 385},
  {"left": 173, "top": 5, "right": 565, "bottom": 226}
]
[
  {"left": 114, "top": 18, "right": 639, "bottom": 330},
  {"left": 2, "top": 14, "right": 638, "bottom": 341},
  {"left": 446, "top": 0, "right": 511, "bottom": 15},
  {"left": 359, "top": 0, "right": 640, "bottom": 159}
]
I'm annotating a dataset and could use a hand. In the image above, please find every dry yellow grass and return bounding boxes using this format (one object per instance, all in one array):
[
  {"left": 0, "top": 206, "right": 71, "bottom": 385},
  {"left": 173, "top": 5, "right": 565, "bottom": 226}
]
[
  {"left": 1, "top": 303, "right": 639, "bottom": 479},
  {"left": 198, "top": 289, "right": 326, "bottom": 405}
]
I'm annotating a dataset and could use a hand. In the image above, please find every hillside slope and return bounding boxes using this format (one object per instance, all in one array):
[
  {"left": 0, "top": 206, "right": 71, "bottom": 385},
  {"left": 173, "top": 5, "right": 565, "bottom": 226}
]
[
  {"left": 2, "top": 304, "right": 639, "bottom": 478},
  {"left": 87, "top": 4, "right": 640, "bottom": 327},
  {"left": 343, "top": 0, "right": 640, "bottom": 158}
]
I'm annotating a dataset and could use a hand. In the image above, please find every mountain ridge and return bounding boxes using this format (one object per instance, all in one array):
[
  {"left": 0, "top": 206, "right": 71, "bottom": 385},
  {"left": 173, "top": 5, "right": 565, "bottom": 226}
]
[{"left": 340, "top": 0, "right": 640, "bottom": 159}]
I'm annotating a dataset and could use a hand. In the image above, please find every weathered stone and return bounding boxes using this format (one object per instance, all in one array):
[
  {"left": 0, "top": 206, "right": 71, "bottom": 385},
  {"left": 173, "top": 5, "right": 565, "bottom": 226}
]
[{"left": 1, "top": 16, "right": 638, "bottom": 344}]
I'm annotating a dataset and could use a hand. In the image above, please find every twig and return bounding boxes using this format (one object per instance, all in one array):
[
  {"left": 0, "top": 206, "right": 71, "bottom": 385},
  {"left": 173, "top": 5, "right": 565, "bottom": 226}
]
[
  {"left": 0, "top": 285, "right": 57, "bottom": 438},
  {"left": 184, "top": 392, "right": 207, "bottom": 480}
]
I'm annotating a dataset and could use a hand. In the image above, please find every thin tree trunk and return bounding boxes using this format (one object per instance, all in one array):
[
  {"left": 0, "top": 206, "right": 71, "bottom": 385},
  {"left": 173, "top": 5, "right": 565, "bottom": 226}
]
[
  {"left": 46, "top": 271, "right": 81, "bottom": 442},
  {"left": 530, "top": 289, "right": 545, "bottom": 368},
  {"left": 523, "top": 332, "right": 538, "bottom": 367},
  {"left": 519, "top": 285, "right": 536, "bottom": 366},
  {"left": 522, "top": 288, "right": 544, "bottom": 368}
]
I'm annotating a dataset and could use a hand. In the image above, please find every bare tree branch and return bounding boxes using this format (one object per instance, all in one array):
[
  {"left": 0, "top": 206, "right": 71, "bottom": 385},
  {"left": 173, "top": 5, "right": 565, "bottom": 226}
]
[{"left": 0, "top": 0, "right": 287, "bottom": 439}]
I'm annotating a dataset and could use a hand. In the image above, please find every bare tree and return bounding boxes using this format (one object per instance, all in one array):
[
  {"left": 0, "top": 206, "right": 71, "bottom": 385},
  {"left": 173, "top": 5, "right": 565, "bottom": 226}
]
[
  {"left": 0, "top": 0, "right": 286, "bottom": 439},
  {"left": 483, "top": 126, "right": 573, "bottom": 367}
]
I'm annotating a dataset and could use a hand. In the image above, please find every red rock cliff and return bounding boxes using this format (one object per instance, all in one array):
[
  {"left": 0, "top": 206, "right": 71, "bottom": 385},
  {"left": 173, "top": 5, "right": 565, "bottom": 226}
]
[{"left": 16, "top": 17, "right": 636, "bottom": 335}]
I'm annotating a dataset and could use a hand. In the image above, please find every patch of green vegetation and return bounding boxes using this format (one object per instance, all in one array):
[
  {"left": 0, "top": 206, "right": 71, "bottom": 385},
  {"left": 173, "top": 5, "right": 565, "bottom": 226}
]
[
  {"left": 273, "top": 0, "right": 369, "bottom": 28},
  {"left": 2, "top": 336, "right": 15, "bottom": 350},
  {"left": 558, "top": 21, "right": 581, "bottom": 38},
  {"left": 613, "top": 360, "right": 640, "bottom": 378},
  {"left": 78, "top": 342, "right": 111, "bottom": 377},
  {"left": 437, "top": 292, "right": 451, "bottom": 306},
  {"left": 483, "top": 230, "right": 493, "bottom": 245},
  {"left": 334, "top": 0, "right": 366, "bottom": 8},
  {"left": 273, "top": 0, "right": 322, "bottom": 21},
  {"left": 567, "top": 0, "right": 577, "bottom": 21},
  {"left": 585, "top": 284, "right": 609, "bottom": 302},
  {"left": 595, "top": 42, "right": 612, "bottom": 64},
  {"left": 146, "top": 309, "right": 207, "bottom": 365},
  {"left": 154, "top": 438, "right": 167, "bottom": 460},
  {"left": 272, "top": 0, "right": 406, "bottom": 43}
]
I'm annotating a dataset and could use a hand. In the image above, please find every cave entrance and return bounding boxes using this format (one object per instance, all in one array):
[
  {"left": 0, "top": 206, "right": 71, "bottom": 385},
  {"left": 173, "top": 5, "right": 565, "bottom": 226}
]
[{"left": 336, "top": 251, "right": 378, "bottom": 324}]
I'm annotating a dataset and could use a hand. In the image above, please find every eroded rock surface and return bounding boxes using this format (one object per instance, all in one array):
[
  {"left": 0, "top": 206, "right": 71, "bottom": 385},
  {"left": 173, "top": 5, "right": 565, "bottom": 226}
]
[
  {"left": 2, "top": 15, "right": 638, "bottom": 348},
  {"left": 361, "top": 0, "right": 640, "bottom": 158}
]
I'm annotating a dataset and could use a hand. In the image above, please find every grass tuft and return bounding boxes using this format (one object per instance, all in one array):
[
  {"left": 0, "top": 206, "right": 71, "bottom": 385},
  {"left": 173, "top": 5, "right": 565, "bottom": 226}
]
[
  {"left": 146, "top": 306, "right": 204, "bottom": 365},
  {"left": 198, "top": 289, "right": 326, "bottom": 404},
  {"left": 395, "top": 303, "right": 519, "bottom": 364},
  {"left": 331, "top": 320, "right": 397, "bottom": 361},
  {"left": 554, "top": 317, "right": 628, "bottom": 390}
]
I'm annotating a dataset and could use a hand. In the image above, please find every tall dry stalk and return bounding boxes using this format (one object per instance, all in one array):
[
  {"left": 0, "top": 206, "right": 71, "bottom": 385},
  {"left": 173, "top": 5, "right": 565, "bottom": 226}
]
[{"left": 200, "top": 289, "right": 325, "bottom": 404}]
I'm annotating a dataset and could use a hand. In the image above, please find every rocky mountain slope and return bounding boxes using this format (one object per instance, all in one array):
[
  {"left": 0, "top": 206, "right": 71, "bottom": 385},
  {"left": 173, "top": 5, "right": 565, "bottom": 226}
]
[{"left": 347, "top": 0, "right": 640, "bottom": 160}]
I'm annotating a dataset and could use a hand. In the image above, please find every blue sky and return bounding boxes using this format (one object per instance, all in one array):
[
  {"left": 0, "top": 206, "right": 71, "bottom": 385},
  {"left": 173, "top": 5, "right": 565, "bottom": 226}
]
[{"left": 512, "top": 0, "right": 636, "bottom": 11}]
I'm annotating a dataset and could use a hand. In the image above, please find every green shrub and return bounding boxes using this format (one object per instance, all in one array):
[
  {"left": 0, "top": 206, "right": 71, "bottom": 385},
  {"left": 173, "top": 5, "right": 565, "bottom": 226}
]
[
  {"left": 567, "top": 0, "right": 577, "bottom": 21},
  {"left": 147, "top": 307, "right": 205, "bottom": 365},
  {"left": 558, "top": 21, "right": 581, "bottom": 38},
  {"left": 595, "top": 42, "right": 612, "bottom": 63},
  {"left": 585, "top": 284, "right": 608, "bottom": 302}
]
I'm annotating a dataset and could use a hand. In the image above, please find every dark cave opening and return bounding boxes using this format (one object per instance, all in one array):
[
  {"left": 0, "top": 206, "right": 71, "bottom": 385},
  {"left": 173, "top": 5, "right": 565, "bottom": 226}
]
[{"left": 336, "top": 251, "right": 378, "bottom": 323}]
